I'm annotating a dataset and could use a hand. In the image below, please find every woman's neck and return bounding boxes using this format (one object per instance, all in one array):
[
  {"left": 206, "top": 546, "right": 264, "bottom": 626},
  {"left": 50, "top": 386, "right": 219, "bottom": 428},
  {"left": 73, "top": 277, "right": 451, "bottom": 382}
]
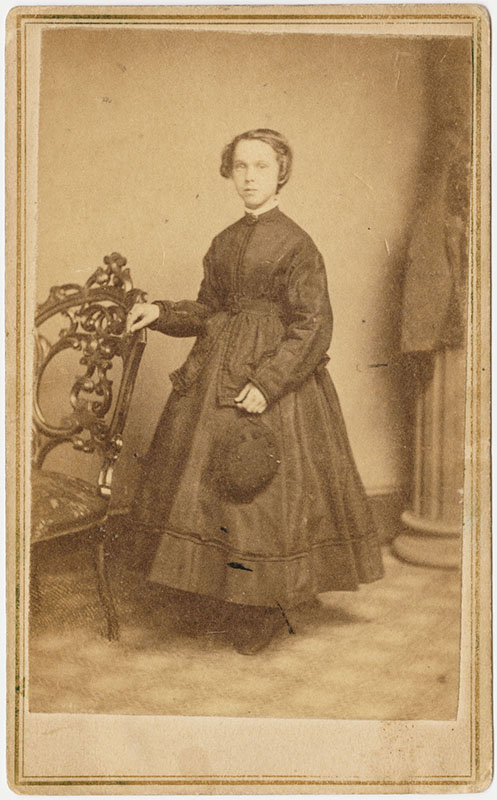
[{"left": 244, "top": 195, "right": 279, "bottom": 217}]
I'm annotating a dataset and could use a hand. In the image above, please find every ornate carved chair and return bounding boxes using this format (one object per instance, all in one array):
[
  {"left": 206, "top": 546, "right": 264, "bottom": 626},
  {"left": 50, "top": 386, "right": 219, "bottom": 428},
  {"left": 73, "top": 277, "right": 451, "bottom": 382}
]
[{"left": 31, "top": 253, "right": 146, "bottom": 640}]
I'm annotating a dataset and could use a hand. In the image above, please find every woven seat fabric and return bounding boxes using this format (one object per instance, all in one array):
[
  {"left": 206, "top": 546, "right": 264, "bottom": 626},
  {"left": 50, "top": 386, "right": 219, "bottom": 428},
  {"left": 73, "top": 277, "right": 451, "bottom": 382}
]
[{"left": 31, "top": 469, "right": 108, "bottom": 543}]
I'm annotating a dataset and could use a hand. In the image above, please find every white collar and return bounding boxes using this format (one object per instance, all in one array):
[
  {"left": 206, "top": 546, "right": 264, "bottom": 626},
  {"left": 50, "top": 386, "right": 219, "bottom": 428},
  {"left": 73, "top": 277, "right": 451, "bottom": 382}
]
[{"left": 244, "top": 196, "right": 280, "bottom": 217}]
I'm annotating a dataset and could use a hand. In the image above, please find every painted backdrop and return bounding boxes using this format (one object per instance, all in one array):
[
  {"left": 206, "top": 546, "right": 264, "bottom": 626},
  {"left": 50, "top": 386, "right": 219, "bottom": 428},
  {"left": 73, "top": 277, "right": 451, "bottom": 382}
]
[{"left": 36, "top": 29, "right": 435, "bottom": 507}]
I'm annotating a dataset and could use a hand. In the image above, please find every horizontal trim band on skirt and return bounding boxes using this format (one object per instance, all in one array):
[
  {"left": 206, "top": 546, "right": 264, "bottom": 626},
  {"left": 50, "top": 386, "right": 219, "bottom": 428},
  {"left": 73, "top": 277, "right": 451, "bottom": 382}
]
[
  {"left": 138, "top": 524, "right": 384, "bottom": 608},
  {"left": 135, "top": 521, "right": 382, "bottom": 563}
]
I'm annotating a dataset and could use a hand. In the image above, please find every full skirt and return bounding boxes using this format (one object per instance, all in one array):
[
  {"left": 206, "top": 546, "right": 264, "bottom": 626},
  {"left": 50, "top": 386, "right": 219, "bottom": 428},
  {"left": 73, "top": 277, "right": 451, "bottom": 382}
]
[{"left": 131, "top": 342, "right": 384, "bottom": 608}]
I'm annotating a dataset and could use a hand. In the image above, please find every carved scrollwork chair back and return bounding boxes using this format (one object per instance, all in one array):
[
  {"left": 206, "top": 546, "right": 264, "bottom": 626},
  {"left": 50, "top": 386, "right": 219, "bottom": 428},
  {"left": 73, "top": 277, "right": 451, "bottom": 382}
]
[{"left": 31, "top": 253, "right": 147, "bottom": 640}]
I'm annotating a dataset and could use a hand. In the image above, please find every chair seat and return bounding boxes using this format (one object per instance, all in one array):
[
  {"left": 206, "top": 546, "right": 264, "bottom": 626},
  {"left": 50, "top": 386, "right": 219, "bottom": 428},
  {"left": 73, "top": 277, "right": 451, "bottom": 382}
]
[{"left": 31, "top": 469, "right": 108, "bottom": 544}]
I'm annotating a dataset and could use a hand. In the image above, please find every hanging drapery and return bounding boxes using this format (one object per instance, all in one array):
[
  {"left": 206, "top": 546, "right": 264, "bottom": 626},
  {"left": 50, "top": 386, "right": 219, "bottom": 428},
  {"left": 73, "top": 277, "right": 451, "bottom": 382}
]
[{"left": 393, "top": 39, "right": 472, "bottom": 568}]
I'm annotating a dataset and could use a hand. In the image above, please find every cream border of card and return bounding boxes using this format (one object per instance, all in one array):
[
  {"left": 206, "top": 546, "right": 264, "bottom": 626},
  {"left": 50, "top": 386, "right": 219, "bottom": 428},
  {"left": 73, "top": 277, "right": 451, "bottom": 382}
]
[{"left": 5, "top": 4, "right": 492, "bottom": 793}]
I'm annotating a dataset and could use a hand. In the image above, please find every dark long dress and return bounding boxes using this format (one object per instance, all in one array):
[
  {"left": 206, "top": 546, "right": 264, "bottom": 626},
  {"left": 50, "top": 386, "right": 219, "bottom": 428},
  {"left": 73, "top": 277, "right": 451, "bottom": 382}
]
[{"left": 131, "top": 206, "right": 384, "bottom": 608}]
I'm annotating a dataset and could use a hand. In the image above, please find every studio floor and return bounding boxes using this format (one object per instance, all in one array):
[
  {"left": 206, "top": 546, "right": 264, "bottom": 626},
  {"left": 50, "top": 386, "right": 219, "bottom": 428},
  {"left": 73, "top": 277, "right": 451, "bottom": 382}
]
[{"left": 29, "top": 539, "right": 461, "bottom": 719}]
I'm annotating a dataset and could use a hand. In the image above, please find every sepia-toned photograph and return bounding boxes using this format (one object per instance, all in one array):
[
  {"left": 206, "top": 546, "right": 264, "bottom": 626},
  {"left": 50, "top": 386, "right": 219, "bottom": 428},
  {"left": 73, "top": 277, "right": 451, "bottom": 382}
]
[{"left": 6, "top": 3, "right": 491, "bottom": 793}]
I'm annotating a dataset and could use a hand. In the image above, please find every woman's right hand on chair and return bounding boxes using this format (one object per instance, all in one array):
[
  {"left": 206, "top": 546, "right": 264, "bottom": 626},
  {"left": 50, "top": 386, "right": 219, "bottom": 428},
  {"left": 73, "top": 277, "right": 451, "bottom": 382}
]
[{"left": 126, "top": 303, "right": 160, "bottom": 333}]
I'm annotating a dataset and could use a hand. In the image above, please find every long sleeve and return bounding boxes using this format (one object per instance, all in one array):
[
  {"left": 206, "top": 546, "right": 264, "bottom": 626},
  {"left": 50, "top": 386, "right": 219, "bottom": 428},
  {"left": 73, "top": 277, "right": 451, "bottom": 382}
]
[
  {"left": 150, "top": 246, "right": 222, "bottom": 337},
  {"left": 248, "top": 240, "right": 333, "bottom": 404}
]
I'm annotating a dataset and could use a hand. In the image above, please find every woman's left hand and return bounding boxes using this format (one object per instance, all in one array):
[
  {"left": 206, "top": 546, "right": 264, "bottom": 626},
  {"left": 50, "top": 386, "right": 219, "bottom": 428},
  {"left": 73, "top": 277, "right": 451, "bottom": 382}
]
[{"left": 235, "top": 382, "right": 267, "bottom": 414}]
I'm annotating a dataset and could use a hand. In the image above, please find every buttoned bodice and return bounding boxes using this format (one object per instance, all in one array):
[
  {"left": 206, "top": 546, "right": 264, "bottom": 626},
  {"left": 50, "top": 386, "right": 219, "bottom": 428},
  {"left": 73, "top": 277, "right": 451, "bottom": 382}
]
[{"left": 152, "top": 207, "right": 333, "bottom": 406}]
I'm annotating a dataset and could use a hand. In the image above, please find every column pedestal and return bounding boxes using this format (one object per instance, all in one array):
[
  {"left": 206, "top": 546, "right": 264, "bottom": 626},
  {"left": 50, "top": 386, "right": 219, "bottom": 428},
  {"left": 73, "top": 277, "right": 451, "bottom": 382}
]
[{"left": 392, "top": 348, "right": 465, "bottom": 569}]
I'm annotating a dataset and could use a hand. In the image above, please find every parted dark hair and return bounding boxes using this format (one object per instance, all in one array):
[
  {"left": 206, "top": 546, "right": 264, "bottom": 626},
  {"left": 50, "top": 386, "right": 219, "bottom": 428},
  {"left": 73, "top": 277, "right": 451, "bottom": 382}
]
[{"left": 220, "top": 129, "right": 293, "bottom": 191}]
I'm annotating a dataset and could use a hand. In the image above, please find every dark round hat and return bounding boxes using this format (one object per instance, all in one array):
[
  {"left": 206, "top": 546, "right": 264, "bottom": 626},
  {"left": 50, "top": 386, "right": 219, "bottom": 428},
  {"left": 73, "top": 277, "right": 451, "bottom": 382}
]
[{"left": 214, "top": 416, "right": 281, "bottom": 502}]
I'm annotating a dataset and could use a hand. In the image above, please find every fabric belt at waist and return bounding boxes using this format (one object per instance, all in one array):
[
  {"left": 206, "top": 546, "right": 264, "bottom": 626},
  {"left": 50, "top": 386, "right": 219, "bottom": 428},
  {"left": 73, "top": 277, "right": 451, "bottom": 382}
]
[{"left": 224, "top": 295, "right": 283, "bottom": 316}]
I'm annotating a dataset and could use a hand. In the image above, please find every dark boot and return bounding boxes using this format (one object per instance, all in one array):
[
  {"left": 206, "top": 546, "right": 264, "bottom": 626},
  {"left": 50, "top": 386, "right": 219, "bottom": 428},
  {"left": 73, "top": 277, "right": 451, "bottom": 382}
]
[
  {"left": 159, "top": 587, "right": 231, "bottom": 636},
  {"left": 230, "top": 605, "right": 284, "bottom": 655}
]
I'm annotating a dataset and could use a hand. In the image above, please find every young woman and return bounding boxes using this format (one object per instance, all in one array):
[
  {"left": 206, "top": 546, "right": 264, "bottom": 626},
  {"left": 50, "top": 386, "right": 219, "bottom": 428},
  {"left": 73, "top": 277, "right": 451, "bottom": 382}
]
[{"left": 127, "top": 129, "right": 384, "bottom": 655}]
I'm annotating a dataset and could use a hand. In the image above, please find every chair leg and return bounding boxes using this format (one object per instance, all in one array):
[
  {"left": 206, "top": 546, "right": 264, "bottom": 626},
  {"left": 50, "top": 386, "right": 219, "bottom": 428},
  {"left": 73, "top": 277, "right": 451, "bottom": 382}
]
[{"left": 93, "top": 536, "right": 120, "bottom": 641}]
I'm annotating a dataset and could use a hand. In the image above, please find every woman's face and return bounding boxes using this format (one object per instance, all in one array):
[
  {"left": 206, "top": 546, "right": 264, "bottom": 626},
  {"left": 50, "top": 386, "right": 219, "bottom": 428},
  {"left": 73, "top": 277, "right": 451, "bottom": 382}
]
[{"left": 231, "top": 139, "right": 280, "bottom": 210}]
